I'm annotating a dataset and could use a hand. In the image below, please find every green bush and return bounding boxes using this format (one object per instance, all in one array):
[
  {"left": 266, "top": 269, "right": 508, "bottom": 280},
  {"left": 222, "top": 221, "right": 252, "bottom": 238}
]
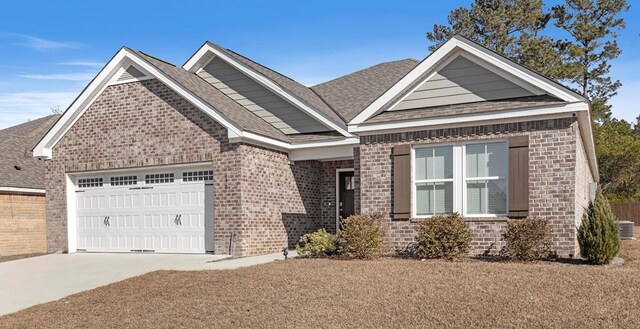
[
  {"left": 295, "top": 229, "right": 337, "bottom": 258},
  {"left": 337, "top": 214, "right": 389, "bottom": 259},
  {"left": 500, "top": 218, "right": 554, "bottom": 261},
  {"left": 415, "top": 213, "right": 471, "bottom": 259},
  {"left": 578, "top": 189, "right": 620, "bottom": 265}
]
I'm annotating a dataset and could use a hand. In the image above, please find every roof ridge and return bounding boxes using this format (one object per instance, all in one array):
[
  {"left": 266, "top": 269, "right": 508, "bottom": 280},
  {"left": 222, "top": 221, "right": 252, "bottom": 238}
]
[
  {"left": 209, "top": 43, "right": 301, "bottom": 87},
  {"left": 311, "top": 58, "right": 419, "bottom": 88}
]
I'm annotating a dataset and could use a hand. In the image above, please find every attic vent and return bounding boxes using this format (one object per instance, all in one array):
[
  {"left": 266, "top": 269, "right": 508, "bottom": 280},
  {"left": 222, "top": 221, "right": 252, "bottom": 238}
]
[
  {"left": 618, "top": 221, "right": 635, "bottom": 240},
  {"left": 118, "top": 65, "right": 146, "bottom": 82}
]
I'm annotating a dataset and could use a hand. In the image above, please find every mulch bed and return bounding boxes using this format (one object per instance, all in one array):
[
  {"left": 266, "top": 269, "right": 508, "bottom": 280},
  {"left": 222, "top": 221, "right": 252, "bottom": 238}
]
[{"left": 2, "top": 238, "right": 640, "bottom": 328}]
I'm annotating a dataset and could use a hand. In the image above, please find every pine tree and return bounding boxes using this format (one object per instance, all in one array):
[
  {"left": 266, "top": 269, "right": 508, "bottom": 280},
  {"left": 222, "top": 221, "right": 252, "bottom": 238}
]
[
  {"left": 552, "top": 0, "right": 630, "bottom": 123},
  {"left": 578, "top": 189, "right": 620, "bottom": 265}
]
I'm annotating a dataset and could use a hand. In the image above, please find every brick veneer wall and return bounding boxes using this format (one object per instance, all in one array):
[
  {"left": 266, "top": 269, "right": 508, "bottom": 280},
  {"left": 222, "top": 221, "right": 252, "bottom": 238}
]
[
  {"left": 0, "top": 193, "right": 47, "bottom": 256},
  {"left": 45, "top": 78, "right": 326, "bottom": 257},
  {"left": 238, "top": 144, "right": 322, "bottom": 255},
  {"left": 574, "top": 124, "right": 594, "bottom": 231},
  {"left": 358, "top": 118, "right": 583, "bottom": 257},
  {"left": 46, "top": 79, "right": 240, "bottom": 254}
]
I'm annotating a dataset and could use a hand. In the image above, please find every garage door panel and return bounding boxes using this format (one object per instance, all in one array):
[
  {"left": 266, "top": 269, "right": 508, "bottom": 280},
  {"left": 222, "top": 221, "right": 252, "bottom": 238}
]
[{"left": 76, "top": 167, "right": 213, "bottom": 253}]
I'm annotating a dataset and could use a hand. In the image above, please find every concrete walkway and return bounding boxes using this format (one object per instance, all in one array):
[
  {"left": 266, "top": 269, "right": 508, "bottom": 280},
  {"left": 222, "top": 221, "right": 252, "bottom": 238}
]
[{"left": 0, "top": 250, "right": 295, "bottom": 316}]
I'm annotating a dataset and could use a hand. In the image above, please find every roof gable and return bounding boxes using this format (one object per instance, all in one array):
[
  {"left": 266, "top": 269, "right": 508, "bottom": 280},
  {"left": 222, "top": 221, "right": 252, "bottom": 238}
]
[
  {"left": 198, "top": 56, "right": 330, "bottom": 135},
  {"left": 349, "top": 35, "right": 587, "bottom": 125},
  {"left": 183, "top": 42, "right": 351, "bottom": 137},
  {"left": 390, "top": 54, "right": 541, "bottom": 111}
]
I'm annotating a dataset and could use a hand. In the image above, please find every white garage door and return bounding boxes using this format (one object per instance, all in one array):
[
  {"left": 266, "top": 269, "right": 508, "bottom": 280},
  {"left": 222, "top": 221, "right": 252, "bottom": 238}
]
[{"left": 75, "top": 167, "right": 214, "bottom": 253}]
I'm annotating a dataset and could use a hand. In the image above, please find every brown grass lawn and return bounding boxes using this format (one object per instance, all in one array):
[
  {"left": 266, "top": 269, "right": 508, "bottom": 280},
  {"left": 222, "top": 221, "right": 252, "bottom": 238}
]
[{"left": 2, "top": 237, "right": 640, "bottom": 329}]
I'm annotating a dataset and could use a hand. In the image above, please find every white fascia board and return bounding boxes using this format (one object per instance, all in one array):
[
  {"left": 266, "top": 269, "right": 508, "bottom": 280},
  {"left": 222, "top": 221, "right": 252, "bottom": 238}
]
[
  {"left": 289, "top": 145, "right": 354, "bottom": 162},
  {"left": 349, "top": 102, "right": 589, "bottom": 134},
  {"left": 349, "top": 36, "right": 584, "bottom": 125},
  {"left": 232, "top": 131, "right": 359, "bottom": 152},
  {"left": 577, "top": 110, "right": 599, "bottom": 180},
  {"left": 33, "top": 48, "right": 244, "bottom": 159},
  {"left": 183, "top": 43, "right": 353, "bottom": 138},
  {"left": 0, "top": 187, "right": 46, "bottom": 195}
]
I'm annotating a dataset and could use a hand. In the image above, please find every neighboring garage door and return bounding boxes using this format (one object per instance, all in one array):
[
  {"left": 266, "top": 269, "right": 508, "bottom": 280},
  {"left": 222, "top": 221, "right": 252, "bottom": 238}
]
[{"left": 75, "top": 166, "right": 214, "bottom": 253}]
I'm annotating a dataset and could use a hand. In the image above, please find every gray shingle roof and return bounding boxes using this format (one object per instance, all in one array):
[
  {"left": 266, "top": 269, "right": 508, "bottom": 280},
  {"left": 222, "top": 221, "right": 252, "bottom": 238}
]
[
  {"left": 311, "top": 59, "right": 419, "bottom": 122},
  {"left": 132, "top": 49, "right": 290, "bottom": 142},
  {"left": 0, "top": 115, "right": 59, "bottom": 190},
  {"left": 207, "top": 42, "right": 347, "bottom": 129},
  {"left": 364, "top": 95, "right": 564, "bottom": 124}
]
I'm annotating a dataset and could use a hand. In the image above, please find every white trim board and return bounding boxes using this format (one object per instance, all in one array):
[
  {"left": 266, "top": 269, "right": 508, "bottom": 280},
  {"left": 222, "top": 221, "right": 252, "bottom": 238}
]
[
  {"left": 183, "top": 42, "right": 353, "bottom": 138},
  {"left": 349, "top": 102, "right": 588, "bottom": 134},
  {"left": 349, "top": 35, "right": 586, "bottom": 125},
  {"left": 0, "top": 187, "right": 46, "bottom": 195}
]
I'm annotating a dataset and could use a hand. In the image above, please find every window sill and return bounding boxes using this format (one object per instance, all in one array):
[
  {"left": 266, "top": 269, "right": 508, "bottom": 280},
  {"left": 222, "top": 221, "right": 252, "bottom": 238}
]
[{"left": 410, "top": 216, "right": 509, "bottom": 223}]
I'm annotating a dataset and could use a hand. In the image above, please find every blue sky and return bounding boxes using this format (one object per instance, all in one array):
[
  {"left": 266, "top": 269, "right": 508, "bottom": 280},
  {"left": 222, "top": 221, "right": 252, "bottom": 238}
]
[{"left": 0, "top": 0, "right": 638, "bottom": 128}]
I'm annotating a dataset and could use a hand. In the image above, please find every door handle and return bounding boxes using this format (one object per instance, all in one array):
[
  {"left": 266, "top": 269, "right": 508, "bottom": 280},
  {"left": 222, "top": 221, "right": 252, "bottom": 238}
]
[
  {"left": 177, "top": 214, "right": 182, "bottom": 226},
  {"left": 103, "top": 216, "right": 110, "bottom": 227},
  {"left": 107, "top": 216, "right": 110, "bottom": 227},
  {"left": 174, "top": 214, "right": 179, "bottom": 225}
]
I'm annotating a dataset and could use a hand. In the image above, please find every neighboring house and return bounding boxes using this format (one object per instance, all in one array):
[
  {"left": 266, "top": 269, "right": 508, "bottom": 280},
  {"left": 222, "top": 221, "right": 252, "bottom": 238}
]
[
  {"left": 0, "top": 115, "right": 59, "bottom": 256},
  {"left": 33, "top": 36, "right": 597, "bottom": 257}
]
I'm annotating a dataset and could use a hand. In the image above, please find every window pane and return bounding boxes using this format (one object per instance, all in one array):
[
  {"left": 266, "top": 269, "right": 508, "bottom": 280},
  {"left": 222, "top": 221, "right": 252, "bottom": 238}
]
[
  {"left": 416, "top": 182, "right": 453, "bottom": 216},
  {"left": 466, "top": 181, "right": 484, "bottom": 214},
  {"left": 466, "top": 142, "right": 507, "bottom": 178},
  {"left": 415, "top": 146, "right": 453, "bottom": 180},
  {"left": 466, "top": 179, "right": 507, "bottom": 215},
  {"left": 487, "top": 179, "right": 507, "bottom": 214},
  {"left": 487, "top": 143, "right": 508, "bottom": 177}
]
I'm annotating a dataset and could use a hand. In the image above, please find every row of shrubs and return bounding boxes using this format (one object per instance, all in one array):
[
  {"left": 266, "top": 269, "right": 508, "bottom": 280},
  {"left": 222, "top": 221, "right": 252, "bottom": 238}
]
[
  {"left": 296, "top": 213, "right": 555, "bottom": 261},
  {"left": 297, "top": 189, "right": 620, "bottom": 264}
]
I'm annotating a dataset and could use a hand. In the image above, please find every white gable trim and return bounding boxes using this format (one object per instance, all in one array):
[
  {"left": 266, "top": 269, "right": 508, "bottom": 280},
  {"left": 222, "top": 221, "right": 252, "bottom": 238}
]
[
  {"left": 33, "top": 48, "right": 244, "bottom": 159},
  {"left": 183, "top": 43, "right": 353, "bottom": 137},
  {"left": 350, "top": 35, "right": 585, "bottom": 125},
  {"left": 349, "top": 102, "right": 588, "bottom": 133}
]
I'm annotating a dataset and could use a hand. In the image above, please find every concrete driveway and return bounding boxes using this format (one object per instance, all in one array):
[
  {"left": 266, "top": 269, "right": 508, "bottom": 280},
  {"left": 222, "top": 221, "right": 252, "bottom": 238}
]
[{"left": 0, "top": 251, "right": 292, "bottom": 316}]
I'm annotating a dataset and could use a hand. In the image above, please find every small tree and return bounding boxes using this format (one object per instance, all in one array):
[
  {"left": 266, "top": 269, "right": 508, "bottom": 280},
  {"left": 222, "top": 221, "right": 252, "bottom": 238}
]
[{"left": 578, "top": 189, "right": 620, "bottom": 265}]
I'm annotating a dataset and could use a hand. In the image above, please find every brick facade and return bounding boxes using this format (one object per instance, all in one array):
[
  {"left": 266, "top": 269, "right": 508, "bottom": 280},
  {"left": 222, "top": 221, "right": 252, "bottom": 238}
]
[
  {"left": 358, "top": 118, "right": 582, "bottom": 257},
  {"left": 45, "top": 79, "right": 330, "bottom": 256},
  {"left": 43, "top": 78, "right": 592, "bottom": 258},
  {"left": 0, "top": 193, "right": 47, "bottom": 256}
]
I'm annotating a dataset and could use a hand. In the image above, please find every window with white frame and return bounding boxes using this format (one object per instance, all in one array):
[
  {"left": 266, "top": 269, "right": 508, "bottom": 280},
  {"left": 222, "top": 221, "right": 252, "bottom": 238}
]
[
  {"left": 465, "top": 142, "right": 508, "bottom": 215},
  {"left": 414, "top": 146, "right": 454, "bottom": 216},
  {"left": 413, "top": 141, "right": 508, "bottom": 217}
]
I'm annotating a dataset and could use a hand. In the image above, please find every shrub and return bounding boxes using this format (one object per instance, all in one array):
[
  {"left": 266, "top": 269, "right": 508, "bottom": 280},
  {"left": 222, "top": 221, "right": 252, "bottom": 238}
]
[
  {"left": 337, "top": 214, "right": 389, "bottom": 259},
  {"left": 415, "top": 213, "right": 471, "bottom": 259},
  {"left": 295, "top": 229, "right": 338, "bottom": 258},
  {"left": 500, "top": 218, "right": 554, "bottom": 261},
  {"left": 578, "top": 189, "right": 620, "bottom": 265}
]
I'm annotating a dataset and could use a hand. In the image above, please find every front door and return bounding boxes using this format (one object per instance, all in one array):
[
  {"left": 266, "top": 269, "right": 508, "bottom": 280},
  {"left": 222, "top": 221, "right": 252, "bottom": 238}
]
[{"left": 338, "top": 171, "right": 355, "bottom": 222}]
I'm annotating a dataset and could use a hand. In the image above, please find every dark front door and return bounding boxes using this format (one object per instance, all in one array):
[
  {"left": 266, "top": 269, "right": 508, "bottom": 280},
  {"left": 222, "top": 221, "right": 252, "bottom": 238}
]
[{"left": 338, "top": 171, "right": 355, "bottom": 220}]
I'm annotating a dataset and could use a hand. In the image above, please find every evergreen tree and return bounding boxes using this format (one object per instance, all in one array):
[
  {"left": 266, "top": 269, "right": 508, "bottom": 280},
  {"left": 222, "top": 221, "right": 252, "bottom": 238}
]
[
  {"left": 578, "top": 189, "right": 620, "bottom": 265},
  {"left": 552, "top": 0, "right": 630, "bottom": 123},
  {"left": 426, "top": 0, "right": 571, "bottom": 80}
]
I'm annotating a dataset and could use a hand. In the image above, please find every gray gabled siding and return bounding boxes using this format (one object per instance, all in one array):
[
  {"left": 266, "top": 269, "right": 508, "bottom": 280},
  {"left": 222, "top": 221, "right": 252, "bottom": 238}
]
[
  {"left": 391, "top": 56, "right": 537, "bottom": 110},
  {"left": 117, "top": 65, "right": 146, "bottom": 82},
  {"left": 198, "top": 57, "right": 329, "bottom": 134}
]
